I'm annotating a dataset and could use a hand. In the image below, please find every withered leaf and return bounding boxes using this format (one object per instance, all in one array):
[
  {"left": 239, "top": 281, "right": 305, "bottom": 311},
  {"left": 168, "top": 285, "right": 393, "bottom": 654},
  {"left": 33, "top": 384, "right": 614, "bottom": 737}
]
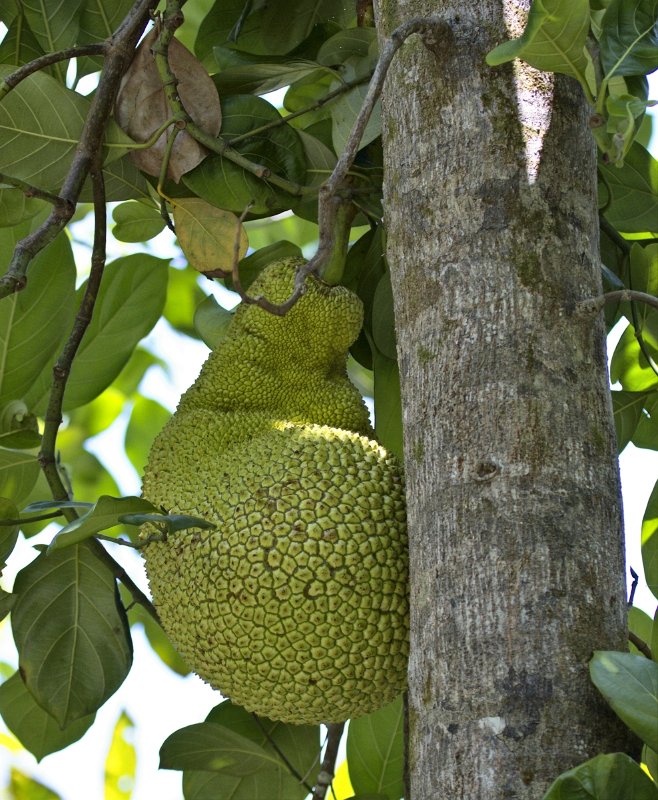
[{"left": 115, "top": 28, "right": 221, "bottom": 183}]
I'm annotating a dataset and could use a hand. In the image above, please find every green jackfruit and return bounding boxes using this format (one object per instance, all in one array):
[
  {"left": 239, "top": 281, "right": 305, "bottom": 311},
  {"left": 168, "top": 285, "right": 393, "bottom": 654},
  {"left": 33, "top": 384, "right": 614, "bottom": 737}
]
[{"left": 141, "top": 258, "right": 408, "bottom": 724}]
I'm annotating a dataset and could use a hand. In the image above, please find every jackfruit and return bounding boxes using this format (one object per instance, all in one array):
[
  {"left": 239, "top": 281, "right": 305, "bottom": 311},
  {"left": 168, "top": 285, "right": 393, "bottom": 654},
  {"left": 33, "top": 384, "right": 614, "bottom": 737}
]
[{"left": 141, "top": 257, "right": 408, "bottom": 724}]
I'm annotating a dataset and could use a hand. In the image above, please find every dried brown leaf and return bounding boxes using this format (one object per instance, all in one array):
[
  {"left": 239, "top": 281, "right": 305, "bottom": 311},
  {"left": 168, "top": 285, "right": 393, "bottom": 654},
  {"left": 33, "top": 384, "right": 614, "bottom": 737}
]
[{"left": 115, "top": 28, "right": 221, "bottom": 183}]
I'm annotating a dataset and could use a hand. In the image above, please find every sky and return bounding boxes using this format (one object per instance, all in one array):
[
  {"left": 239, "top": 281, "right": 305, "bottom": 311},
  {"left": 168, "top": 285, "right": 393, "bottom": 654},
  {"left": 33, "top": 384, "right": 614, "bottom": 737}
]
[{"left": 0, "top": 53, "right": 657, "bottom": 800}]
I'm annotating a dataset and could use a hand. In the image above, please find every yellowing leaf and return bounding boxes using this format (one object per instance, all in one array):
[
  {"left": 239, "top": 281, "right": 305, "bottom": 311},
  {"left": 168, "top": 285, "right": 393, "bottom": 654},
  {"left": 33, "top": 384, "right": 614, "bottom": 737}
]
[
  {"left": 105, "top": 711, "right": 136, "bottom": 800},
  {"left": 173, "top": 198, "right": 248, "bottom": 273},
  {"left": 331, "top": 760, "right": 355, "bottom": 800}
]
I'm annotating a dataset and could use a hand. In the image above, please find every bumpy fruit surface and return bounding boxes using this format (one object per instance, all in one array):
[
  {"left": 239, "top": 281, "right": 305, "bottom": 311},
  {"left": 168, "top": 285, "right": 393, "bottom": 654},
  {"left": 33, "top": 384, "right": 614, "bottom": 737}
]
[{"left": 141, "top": 258, "right": 408, "bottom": 724}]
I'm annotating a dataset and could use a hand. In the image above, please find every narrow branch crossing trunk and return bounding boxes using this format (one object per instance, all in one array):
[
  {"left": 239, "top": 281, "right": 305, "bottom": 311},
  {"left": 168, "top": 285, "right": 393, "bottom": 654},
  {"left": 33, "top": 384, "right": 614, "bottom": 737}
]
[{"left": 376, "top": 1, "right": 632, "bottom": 797}]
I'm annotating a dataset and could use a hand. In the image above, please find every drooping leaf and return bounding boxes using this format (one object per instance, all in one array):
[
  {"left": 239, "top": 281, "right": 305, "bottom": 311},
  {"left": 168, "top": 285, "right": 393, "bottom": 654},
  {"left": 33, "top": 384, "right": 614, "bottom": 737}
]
[
  {"left": 642, "top": 479, "right": 658, "bottom": 600},
  {"left": 590, "top": 651, "right": 658, "bottom": 750},
  {"left": 0, "top": 65, "right": 132, "bottom": 192},
  {"left": 62, "top": 254, "right": 169, "bottom": 410},
  {"left": 486, "top": 0, "right": 592, "bottom": 88},
  {"left": 0, "top": 672, "right": 95, "bottom": 761},
  {"left": 182, "top": 700, "right": 320, "bottom": 800},
  {"left": 183, "top": 94, "right": 306, "bottom": 215},
  {"left": 610, "top": 323, "right": 658, "bottom": 392},
  {"left": 172, "top": 198, "right": 248, "bottom": 273},
  {"left": 0, "top": 496, "right": 19, "bottom": 566},
  {"left": 160, "top": 722, "right": 278, "bottom": 775},
  {"left": 193, "top": 295, "right": 234, "bottom": 350},
  {"left": 612, "top": 389, "right": 650, "bottom": 450},
  {"left": 124, "top": 395, "right": 171, "bottom": 474},
  {"left": 543, "top": 752, "right": 658, "bottom": 799},
  {"left": 11, "top": 541, "right": 133, "bottom": 727},
  {"left": 346, "top": 695, "right": 404, "bottom": 800},
  {"left": 114, "top": 28, "right": 221, "bottom": 182},
  {"left": 104, "top": 711, "right": 136, "bottom": 800},
  {"left": 112, "top": 201, "right": 166, "bottom": 243},
  {"left": 599, "top": 142, "right": 658, "bottom": 233},
  {"left": 0, "top": 232, "right": 76, "bottom": 408},
  {"left": 48, "top": 495, "right": 159, "bottom": 551},
  {"left": 599, "top": 0, "right": 658, "bottom": 78}
]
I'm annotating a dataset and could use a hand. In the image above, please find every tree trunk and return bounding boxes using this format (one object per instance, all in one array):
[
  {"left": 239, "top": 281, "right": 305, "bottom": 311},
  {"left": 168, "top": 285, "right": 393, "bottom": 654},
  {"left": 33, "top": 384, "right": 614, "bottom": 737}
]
[{"left": 376, "top": 1, "right": 632, "bottom": 797}]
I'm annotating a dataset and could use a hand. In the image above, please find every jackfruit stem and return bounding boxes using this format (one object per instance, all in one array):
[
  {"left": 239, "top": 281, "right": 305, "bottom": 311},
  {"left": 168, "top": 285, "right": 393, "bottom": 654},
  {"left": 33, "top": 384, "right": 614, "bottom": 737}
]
[{"left": 317, "top": 196, "right": 356, "bottom": 286}]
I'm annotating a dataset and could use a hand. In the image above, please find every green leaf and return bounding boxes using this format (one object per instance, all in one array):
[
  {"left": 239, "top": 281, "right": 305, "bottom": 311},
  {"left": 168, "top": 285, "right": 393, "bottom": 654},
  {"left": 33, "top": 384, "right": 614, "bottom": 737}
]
[
  {"left": 600, "top": 0, "right": 658, "bottom": 78},
  {"left": 182, "top": 701, "right": 320, "bottom": 800},
  {"left": 77, "top": 0, "right": 135, "bottom": 78},
  {"left": 612, "top": 389, "right": 650, "bottom": 450},
  {"left": 0, "top": 232, "right": 76, "bottom": 408},
  {"left": 642, "top": 479, "right": 658, "bottom": 600},
  {"left": 346, "top": 694, "right": 404, "bottom": 800},
  {"left": 112, "top": 201, "right": 166, "bottom": 243},
  {"left": 372, "top": 270, "right": 396, "bottom": 361},
  {"left": 652, "top": 607, "right": 658, "bottom": 662},
  {"left": 590, "top": 651, "right": 658, "bottom": 750},
  {"left": 600, "top": 142, "right": 658, "bottom": 234},
  {"left": 610, "top": 323, "right": 658, "bottom": 391},
  {"left": 261, "top": 0, "right": 352, "bottom": 55},
  {"left": 48, "top": 495, "right": 159, "bottom": 551},
  {"left": 0, "top": 189, "right": 47, "bottom": 227},
  {"left": 224, "top": 240, "right": 304, "bottom": 292},
  {"left": 632, "top": 393, "right": 658, "bottom": 450},
  {"left": 104, "top": 711, "right": 136, "bottom": 800},
  {"left": 0, "top": 448, "right": 39, "bottom": 505},
  {"left": 643, "top": 744, "right": 658, "bottom": 784},
  {"left": 0, "top": 13, "right": 47, "bottom": 72},
  {"left": 0, "top": 672, "right": 95, "bottom": 761},
  {"left": 331, "top": 80, "right": 380, "bottom": 156},
  {"left": 193, "top": 295, "right": 234, "bottom": 350},
  {"left": 21, "top": 0, "right": 83, "bottom": 63},
  {"left": 129, "top": 601, "right": 190, "bottom": 677},
  {"left": 125, "top": 396, "right": 171, "bottom": 475},
  {"left": 0, "top": 496, "right": 19, "bottom": 565},
  {"left": 486, "top": 0, "right": 592, "bottom": 87},
  {"left": 0, "top": 66, "right": 131, "bottom": 193},
  {"left": 164, "top": 267, "right": 207, "bottom": 339},
  {"left": 0, "top": 587, "right": 15, "bottom": 621},
  {"left": 624, "top": 244, "right": 658, "bottom": 342},
  {"left": 543, "top": 752, "right": 658, "bottom": 799},
  {"left": 62, "top": 254, "right": 169, "bottom": 410},
  {"left": 8, "top": 768, "right": 62, "bottom": 800},
  {"left": 213, "top": 56, "right": 329, "bottom": 95},
  {"left": 317, "top": 28, "right": 377, "bottom": 66},
  {"left": 160, "top": 722, "right": 279, "bottom": 775},
  {"left": 11, "top": 541, "right": 133, "bottom": 727},
  {"left": 183, "top": 94, "right": 305, "bottom": 215},
  {"left": 629, "top": 606, "right": 654, "bottom": 656},
  {"left": 195, "top": 0, "right": 267, "bottom": 63},
  {"left": 373, "top": 352, "right": 403, "bottom": 460}
]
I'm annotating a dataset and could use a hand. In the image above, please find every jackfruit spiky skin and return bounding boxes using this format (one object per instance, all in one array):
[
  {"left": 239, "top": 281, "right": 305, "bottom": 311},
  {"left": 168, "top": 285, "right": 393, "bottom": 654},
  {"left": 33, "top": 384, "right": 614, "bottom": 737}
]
[{"left": 141, "top": 258, "right": 408, "bottom": 724}]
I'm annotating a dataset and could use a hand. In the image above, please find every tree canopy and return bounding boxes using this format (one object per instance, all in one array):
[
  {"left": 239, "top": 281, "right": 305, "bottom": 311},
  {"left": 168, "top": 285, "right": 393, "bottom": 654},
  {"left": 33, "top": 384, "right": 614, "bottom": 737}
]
[{"left": 0, "top": 0, "right": 657, "bottom": 798}]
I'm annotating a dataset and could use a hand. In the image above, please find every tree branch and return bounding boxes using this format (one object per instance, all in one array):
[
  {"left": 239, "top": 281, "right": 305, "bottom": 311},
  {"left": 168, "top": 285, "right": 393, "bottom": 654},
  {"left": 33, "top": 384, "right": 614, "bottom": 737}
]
[
  {"left": 0, "top": 173, "right": 74, "bottom": 209},
  {"left": 628, "top": 631, "right": 652, "bottom": 660},
  {"left": 312, "top": 723, "right": 345, "bottom": 800},
  {"left": 0, "top": 43, "right": 107, "bottom": 101},
  {"left": 578, "top": 289, "right": 658, "bottom": 316},
  {"left": 0, "top": 0, "right": 158, "bottom": 300}
]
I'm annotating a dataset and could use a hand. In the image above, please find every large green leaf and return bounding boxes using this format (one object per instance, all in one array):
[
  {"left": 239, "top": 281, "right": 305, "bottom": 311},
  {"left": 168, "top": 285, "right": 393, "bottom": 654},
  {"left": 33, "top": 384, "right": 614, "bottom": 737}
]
[
  {"left": 0, "top": 66, "right": 131, "bottom": 192},
  {"left": 62, "top": 254, "right": 169, "bottom": 410},
  {"left": 373, "top": 353, "right": 402, "bottom": 460},
  {"left": 590, "top": 651, "right": 658, "bottom": 750},
  {"left": 11, "top": 541, "right": 133, "bottom": 727},
  {"left": 124, "top": 396, "right": 171, "bottom": 474},
  {"left": 600, "top": 142, "right": 658, "bottom": 233},
  {"left": 0, "top": 448, "right": 39, "bottom": 504},
  {"left": 600, "top": 0, "right": 658, "bottom": 78},
  {"left": 610, "top": 323, "right": 658, "bottom": 391},
  {"left": 195, "top": 0, "right": 267, "bottom": 62},
  {"left": 347, "top": 695, "right": 404, "bottom": 800},
  {"left": 628, "top": 606, "right": 654, "bottom": 656},
  {"left": 372, "top": 270, "right": 396, "bottom": 361},
  {"left": 183, "top": 95, "right": 306, "bottom": 215},
  {"left": 20, "top": 0, "right": 83, "bottom": 81},
  {"left": 632, "top": 393, "right": 658, "bottom": 450},
  {"left": 76, "top": 0, "right": 135, "bottom": 77},
  {"left": 543, "top": 752, "right": 658, "bottom": 799},
  {"left": 317, "top": 27, "right": 377, "bottom": 66},
  {"left": 0, "top": 13, "right": 46, "bottom": 71},
  {"left": 182, "top": 700, "right": 320, "bottom": 800},
  {"left": 331, "top": 80, "right": 381, "bottom": 158},
  {"left": 622, "top": 245, "right": 658, "bottom": 341},
  {"left": 261, "top": 0, "right": 351, "bottom": 54},
  {"left": 642, "top": 479, "right": 658, "bottom": 600},
  {"left": 213, "top": 54, "right": 328, "bottom": 96},
  {"left": 0, "top": 671, "right": 95, "bottom": 761},
  {"left": 486, "top": 0, "right": 592, "bottom": 86},
  {"left": 611, "top": 389, "right": 649, "bottom": 451},
  {"left": 0, "top": 188, "right": 46, "bottom": 228},
  {"left": 0, "top": 232, "right": 76, "bottom": 408}
]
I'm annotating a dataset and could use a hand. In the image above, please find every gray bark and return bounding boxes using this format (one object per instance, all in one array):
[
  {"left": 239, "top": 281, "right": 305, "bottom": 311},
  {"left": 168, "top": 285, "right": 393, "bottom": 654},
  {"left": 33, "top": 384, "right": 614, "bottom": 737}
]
[{"left": 376, "top": 1, "right": 632, "bottom": 797}]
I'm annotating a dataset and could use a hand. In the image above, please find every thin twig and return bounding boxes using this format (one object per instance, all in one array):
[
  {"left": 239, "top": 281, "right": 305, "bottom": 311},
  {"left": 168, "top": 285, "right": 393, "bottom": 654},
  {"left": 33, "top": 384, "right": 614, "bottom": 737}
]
[
  {"left": 0, "top": 173, "right": 74, "bottom": 209},
  {"left": 0, "top": 0, "right": 158, "bottom": 300},
  {"left": 312, "top": 723, "right": 345, "bottom": 800},
  {"left": 251, "top": 714, "right": 314, "bottom": 793},
  {"left": 0, "top": 43, "right": 107, "bottom": 101},
  {"left": 628, "top": 631, "right": 652, "bottom": 659},
  {"left": 578, "top": 290, "right": 658, "bottom": 316}
]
